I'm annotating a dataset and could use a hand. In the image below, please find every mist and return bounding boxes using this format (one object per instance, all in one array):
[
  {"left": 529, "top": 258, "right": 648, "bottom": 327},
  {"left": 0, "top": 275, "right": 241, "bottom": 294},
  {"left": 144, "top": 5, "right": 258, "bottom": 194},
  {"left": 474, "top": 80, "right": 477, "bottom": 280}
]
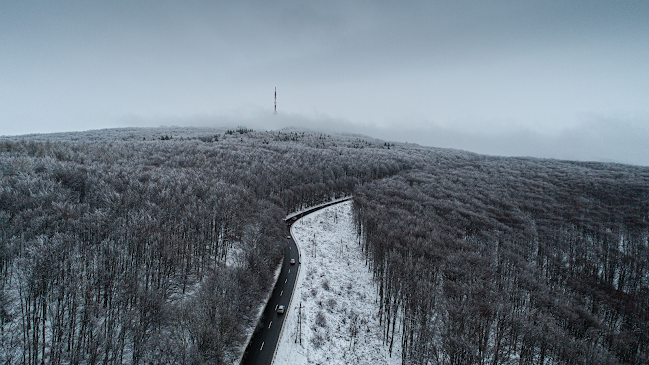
[{"left": 1, "top": 0, "right": 648, "bottom": 165}]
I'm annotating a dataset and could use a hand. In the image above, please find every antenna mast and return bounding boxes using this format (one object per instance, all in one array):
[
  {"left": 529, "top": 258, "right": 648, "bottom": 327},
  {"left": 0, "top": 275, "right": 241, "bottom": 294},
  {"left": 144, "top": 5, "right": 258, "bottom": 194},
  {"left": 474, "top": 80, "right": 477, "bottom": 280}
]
[{"left": 274, "top": 87, "right": 278, "bottom": 115}]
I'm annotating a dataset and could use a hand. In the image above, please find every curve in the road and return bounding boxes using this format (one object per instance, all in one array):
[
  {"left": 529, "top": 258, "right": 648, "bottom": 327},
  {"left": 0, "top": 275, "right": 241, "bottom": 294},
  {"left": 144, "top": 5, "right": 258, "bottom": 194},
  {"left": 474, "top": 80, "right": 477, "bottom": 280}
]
[{"left": 239, "top": 197, "right": 352, "bottom": 365}]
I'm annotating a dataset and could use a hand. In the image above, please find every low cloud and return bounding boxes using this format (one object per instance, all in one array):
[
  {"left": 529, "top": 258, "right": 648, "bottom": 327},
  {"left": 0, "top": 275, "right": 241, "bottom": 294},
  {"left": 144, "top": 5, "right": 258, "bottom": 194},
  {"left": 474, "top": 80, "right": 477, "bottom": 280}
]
[
  {"left": 115, "top": 111, "right": 649, "bottom": 167},
  {"left": 363, "top": 117, "right": 649, "bottom": 166}
]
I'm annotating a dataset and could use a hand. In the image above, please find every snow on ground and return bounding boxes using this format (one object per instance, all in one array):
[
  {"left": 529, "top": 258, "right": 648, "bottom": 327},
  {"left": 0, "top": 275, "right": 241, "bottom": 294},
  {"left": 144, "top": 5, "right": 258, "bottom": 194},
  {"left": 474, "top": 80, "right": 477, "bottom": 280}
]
[
  {"left": 274, "top": 201, "right": 402, "bottom": 365},
  {"left": 284, "top": 196, "right": 352, "bottom": 221}
]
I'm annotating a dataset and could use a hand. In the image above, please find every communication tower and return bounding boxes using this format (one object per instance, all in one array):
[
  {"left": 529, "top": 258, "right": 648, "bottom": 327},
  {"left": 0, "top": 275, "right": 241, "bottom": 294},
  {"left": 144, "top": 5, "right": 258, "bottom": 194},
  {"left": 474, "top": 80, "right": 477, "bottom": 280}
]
[{"left": 274, "top": 87, "right": 278, "bottom": 115}]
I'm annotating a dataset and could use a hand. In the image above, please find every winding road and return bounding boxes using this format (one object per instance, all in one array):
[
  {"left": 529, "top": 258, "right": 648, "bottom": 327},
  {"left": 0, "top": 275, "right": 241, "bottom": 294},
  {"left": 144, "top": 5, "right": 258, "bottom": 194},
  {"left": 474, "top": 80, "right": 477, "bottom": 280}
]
[{"left": 240, "top": 197, "right": 352, "bottom": 365}]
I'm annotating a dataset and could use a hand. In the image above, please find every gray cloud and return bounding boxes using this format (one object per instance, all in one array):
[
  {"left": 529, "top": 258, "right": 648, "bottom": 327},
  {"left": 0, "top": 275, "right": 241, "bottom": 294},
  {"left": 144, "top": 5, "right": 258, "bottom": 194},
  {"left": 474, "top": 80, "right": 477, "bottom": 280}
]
[
  {"left": 107, "top": 111, "right": 649, "bottom": 166},
  {"left": 1, "top": 1, "right": 648, "bottom": 165}
]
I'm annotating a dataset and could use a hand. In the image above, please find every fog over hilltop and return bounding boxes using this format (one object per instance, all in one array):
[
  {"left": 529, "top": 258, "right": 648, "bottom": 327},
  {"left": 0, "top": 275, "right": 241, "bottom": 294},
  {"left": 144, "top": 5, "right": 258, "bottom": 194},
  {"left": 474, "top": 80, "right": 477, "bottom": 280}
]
[{"left": 1, "top": 1, "right": 648, "bottom": 165}]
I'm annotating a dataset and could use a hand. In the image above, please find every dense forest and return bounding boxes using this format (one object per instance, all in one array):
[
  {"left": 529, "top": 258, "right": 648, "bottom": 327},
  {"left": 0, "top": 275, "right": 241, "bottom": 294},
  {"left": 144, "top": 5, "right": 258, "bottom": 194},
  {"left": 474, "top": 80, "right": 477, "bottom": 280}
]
[
  {"left": 354, "top": 158, "right": 649, "bottom": 364},
  {"left": 1, "top": 127, "right": 647, "bottom": 364},
  {"left": 0, "top": 128, "right": 412, "bottom": 364}
]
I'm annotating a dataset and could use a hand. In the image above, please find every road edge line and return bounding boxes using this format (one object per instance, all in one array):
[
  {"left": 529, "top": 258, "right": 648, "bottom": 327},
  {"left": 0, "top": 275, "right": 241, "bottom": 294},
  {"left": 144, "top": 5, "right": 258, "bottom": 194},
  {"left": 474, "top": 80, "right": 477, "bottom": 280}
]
[{"left": 270, "top": 217, "right": 302, "bottom": 365}]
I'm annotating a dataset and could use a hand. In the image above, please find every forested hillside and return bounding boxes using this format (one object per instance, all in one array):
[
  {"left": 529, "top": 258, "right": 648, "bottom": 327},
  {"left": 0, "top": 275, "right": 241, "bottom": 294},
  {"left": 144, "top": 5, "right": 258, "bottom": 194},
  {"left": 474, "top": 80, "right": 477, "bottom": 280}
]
[
  {"left": 1, "top": 127, "right": 647, "bottom": 364},
  {"left": 0, "top": 128, "right": 414, "bottom": 364},
  {"left": 354, "top": 158, "right": 649, "bottom": 364}
]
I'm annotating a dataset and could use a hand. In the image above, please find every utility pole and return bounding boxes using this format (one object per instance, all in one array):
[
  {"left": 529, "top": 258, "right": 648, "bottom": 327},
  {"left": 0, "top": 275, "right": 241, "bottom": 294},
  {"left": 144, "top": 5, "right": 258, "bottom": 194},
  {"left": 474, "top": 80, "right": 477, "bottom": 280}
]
[
  {"left": 296, "top": 302, "right": 305, "bottom": 344},
  {"left": 349, "top": 313, "right": 359, "bottom": 350}
]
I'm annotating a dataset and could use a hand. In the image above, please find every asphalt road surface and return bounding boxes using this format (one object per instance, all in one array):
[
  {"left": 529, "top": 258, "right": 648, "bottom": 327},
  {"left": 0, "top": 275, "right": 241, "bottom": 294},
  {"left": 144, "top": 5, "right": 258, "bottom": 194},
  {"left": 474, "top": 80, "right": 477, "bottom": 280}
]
[{"left": 240, "top": 198, "right": 352, "bottom": 365}]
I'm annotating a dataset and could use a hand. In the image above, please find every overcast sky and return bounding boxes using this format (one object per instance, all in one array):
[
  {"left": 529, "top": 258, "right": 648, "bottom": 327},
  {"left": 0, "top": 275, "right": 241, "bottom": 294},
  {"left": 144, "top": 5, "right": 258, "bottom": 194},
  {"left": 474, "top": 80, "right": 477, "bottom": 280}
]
[{"left": 2, "top": 1, "right": 648, "bottom": 165}]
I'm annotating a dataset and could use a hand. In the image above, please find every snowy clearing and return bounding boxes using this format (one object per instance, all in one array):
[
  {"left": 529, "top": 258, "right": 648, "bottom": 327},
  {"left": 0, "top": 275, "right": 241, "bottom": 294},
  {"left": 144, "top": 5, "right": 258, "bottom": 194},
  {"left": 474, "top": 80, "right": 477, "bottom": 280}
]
[{"left": 274, "top": 201, "right": 402, "bottom": 365}]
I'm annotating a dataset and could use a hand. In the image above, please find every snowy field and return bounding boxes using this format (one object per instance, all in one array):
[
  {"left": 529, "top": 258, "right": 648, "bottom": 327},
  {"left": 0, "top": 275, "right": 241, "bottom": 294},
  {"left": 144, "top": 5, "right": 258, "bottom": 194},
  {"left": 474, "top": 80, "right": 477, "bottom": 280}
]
[{"left": 274, "top": 201, "right": 401, "bottom": 365}]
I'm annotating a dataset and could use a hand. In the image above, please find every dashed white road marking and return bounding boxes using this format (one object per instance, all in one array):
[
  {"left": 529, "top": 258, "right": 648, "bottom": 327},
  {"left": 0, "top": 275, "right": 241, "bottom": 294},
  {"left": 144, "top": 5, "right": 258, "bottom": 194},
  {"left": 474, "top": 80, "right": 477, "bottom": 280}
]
[
  {"left": 260, "top": 342, "right": 264, "bottom": 351},
  {"left": 268, "top": 321, "right": 272, "bottom": 329}
]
